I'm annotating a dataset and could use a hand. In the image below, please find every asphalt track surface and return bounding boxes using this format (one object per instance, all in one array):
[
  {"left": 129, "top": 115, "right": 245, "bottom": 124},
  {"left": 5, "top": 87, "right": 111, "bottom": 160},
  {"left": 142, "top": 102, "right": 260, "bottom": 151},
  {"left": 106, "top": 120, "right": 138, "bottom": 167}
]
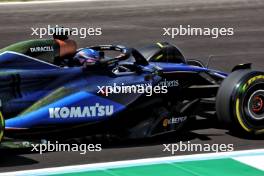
[{"left": 0, "top": 0, "right": 264, "bottom": 173}]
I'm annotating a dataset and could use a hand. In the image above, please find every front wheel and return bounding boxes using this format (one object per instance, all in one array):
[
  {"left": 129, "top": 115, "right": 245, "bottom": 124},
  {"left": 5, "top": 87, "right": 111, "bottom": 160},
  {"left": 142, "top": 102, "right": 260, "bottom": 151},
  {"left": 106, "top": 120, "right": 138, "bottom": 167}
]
[{"left": 216, "top": 70, "right": 264, "bottom": 135}]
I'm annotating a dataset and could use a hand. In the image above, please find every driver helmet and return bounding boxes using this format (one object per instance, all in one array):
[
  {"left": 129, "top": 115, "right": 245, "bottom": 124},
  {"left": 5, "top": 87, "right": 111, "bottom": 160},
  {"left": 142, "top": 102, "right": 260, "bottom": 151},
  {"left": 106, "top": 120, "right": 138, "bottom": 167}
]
[{"left": 73, "top": 48, "right": 100, "bottom": 65}]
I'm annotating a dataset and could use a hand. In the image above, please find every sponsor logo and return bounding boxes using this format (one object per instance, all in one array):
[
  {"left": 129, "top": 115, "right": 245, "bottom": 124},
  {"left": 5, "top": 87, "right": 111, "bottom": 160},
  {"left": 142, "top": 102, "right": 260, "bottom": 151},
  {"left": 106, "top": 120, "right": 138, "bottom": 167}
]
[
  {"left": 163, "top": 116, "right": 187, "bottom": 127},
  {"left": 158, "top": 79, "right": 179, "bottom": 88},
  {"left": 242, "top": 75, "right": 264, "bottom": 92},
  {"left": 49, "top": 103, "right": 114, "bottom": 119},
  {"left": 30, "top": 46, "right": 54, "bottom": 53}
]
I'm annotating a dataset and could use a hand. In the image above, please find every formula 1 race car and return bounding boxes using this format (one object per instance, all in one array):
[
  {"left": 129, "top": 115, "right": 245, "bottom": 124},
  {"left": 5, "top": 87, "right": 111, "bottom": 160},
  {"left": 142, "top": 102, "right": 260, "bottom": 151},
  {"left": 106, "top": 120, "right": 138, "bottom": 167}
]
[{"left": 0, "top": 38, "right": 263, "bottom": 145}]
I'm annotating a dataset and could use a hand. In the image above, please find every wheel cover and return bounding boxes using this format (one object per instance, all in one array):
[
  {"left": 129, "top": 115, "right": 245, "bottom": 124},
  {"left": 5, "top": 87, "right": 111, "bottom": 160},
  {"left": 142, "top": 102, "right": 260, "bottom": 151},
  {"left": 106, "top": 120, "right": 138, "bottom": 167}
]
[{"left": 247, "top": 90, "right": 264, "bottom": 120}]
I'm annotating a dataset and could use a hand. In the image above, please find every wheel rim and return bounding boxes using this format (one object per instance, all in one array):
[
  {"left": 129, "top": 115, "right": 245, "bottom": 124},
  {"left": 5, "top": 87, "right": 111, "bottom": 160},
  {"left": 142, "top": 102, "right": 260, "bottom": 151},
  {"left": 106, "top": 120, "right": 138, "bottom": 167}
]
[{"left": 247, "top": 90, "right": 264, "bottom": 120}]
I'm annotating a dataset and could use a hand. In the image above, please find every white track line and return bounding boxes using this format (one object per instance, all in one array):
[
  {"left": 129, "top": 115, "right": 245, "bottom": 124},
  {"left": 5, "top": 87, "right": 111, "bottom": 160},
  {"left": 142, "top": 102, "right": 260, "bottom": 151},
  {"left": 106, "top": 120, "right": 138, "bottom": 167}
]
[
  {"left": 234, "top": 155, "right": 264, "bottom": 171},
  {"left": 1, "top": 149, "right": 264, "bottom": 176}
]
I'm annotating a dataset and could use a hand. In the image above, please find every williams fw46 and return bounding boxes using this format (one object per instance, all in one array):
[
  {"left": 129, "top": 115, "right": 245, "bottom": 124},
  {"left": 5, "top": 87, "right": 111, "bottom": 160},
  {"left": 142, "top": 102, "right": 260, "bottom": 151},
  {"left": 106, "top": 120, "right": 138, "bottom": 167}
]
[{"left": 0, "top": 38, "right": 263, "bottom": 145}]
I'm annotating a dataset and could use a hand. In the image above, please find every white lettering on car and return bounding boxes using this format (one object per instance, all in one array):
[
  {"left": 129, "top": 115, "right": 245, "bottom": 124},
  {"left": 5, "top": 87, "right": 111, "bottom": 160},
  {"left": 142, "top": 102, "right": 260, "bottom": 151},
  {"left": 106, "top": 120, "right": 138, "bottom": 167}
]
[
  {"left": 158, "top": 79, "right": 179, "bottom": 88},
  {"left": 49, "top": 103, "right": 114, "bottom": 119},
  {"left": 30, "top": 46, "right": 54, "bottom": 53}
]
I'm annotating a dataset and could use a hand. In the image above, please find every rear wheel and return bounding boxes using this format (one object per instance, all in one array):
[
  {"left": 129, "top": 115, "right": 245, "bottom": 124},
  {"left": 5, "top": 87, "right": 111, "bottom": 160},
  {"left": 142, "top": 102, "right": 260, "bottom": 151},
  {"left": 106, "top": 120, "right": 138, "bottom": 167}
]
[
  {"left": 216, "top": 70, "right": 264, "bottom": 135},
  {"left": 0, "top": 112, "right": 4, "bottom": 143}
]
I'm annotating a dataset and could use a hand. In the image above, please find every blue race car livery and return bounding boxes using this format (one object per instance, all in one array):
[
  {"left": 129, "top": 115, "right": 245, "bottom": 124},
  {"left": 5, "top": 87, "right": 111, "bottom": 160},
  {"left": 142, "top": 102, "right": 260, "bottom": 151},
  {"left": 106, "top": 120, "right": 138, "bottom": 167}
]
[{"left": 0, "top": 39, "right": 263, "bottom": 144}]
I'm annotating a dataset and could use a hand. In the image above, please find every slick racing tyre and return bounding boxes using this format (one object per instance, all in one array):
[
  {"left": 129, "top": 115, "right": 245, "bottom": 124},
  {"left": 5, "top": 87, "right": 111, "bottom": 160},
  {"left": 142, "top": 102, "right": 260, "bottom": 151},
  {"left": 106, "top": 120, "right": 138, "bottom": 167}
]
[
  {"left": 0, "top": 112, "right": 4, "bottom": 143},
  {"left": 216, "top": 70, "right": 264, "bottom": 135}
]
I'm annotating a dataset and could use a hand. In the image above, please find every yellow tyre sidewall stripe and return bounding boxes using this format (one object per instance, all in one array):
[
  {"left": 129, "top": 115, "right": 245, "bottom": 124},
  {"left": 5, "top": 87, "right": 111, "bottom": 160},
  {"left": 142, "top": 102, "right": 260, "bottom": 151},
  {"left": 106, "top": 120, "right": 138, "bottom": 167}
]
[
  {"left": 235, "top": 99, "right": 251, "bottom": 132},
  {"left": 0, "top": 111, "right": 4, "bottom": 142},
  {"left": 156, "top": 42, "right": 164, "bottom": 48}
]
